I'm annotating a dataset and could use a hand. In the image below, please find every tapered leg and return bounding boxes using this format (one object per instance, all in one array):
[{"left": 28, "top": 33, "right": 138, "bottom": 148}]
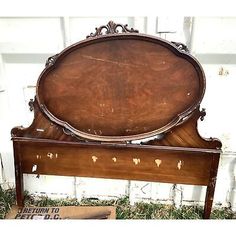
[
  {"left": 15, "top": 167, "right": 24, "bottom": 207},
  {"left": 13, "top": 142, "right": 24, "bottom": 207},
  {"left": 203, "top": 155, "right": 220, "bottom": 219},
  {"left": 203, "top": 178, "right": 216, "bottom": 219}
]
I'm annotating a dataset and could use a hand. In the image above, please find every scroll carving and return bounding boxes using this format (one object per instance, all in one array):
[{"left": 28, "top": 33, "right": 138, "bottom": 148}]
[
  {"left": 86, "top": 21, "right": 139, "bottom": 38},
  {"left": 28, "top": 99, "right": 34, "bottom": 112},
  {"left": 171, "top": 41, "right": 189, "bottom": 52},
  {"left": 200, "top": 108, "right": 206, "bottom": 121},
  {"left": 45, "top": 54, "right": 59, "bottom": 67}
]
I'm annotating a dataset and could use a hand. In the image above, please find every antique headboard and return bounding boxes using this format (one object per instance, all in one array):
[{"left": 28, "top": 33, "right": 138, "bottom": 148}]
[{"left": 11, "top": 21, "right": 222, "bottom": 219}]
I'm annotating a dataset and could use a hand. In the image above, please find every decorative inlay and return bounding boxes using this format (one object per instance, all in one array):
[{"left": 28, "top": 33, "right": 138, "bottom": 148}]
[
  {"left": 92, "top": 156, "right": 98, "bottom": 163},
  {"left": 155, "top": 159, "right": 162, "bottom": 167},
  {"left": 133, "top": 158, "right": 140, "bottom": 165},
  {"left": 177, "top": 160, "right": 184, "bottom": 170}
]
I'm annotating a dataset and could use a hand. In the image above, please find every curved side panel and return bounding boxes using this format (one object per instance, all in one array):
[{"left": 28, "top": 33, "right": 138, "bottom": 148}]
[
  {"left": 145, "top": 107, "right": 222, "bottom": 149},
  {"left": 11, "top": 99, "right": 80, "bottom": 142}
]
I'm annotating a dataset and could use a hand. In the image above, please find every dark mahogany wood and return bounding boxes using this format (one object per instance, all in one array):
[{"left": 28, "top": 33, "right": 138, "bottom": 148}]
[
  {"left": 145, "top": 108, "right": 222, "bottom": 149},
  {"left": 36, "top": 34, "right": 205, "bottom": 142},
  {"left": 13, "top": 142, "right": 24, "bottom": 208},
  {"left": 14, "top": 138, "right": 217, "bottom": 185},
  {"left": 203, "top": 156, "right": 220, "bottom": 219},
  {"left": 11, "top": 21, "right": 222, "bottom": 219}
]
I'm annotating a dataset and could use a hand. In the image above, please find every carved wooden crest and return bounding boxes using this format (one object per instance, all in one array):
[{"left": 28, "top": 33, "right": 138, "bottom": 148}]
[
  {"left": 86, "top": 21, "right": 139, "bottom": 38},
  {"left": 36, "top": 21, "right": 205, "bottom": 141}
]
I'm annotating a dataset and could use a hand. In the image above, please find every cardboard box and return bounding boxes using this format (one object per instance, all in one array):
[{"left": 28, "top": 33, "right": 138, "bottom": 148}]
[{"left": 6, "top": 205, "right": 116, "bottom": 219}]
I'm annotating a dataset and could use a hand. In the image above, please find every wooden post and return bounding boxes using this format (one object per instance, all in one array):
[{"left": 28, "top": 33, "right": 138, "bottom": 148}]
[
  {"left": 203, "top": 155, "right": 220, "bottom": 219},
  {"left": 13, "top": 142, "right": 24, "bottom": 207}
]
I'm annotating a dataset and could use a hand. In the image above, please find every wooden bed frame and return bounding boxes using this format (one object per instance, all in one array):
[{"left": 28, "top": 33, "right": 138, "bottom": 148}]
[{"left": 11, "top": 21, "right": 222, "bottom": 219}]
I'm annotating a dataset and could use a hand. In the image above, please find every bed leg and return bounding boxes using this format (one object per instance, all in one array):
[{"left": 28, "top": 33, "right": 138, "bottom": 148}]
[
  {"left": 203, "top": 155, "right": 220, "bottom": 219},
  {"left": 15, "top": 167, "right": 24, "bottom": 207},
  {"left": 203, "top": 178, "right": 216, "bottom": 219},
  {"left": 13, "top": 142, "right": 24, "bottom": 207}
]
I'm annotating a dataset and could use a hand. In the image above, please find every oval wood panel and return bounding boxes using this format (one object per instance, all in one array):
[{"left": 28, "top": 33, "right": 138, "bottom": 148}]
[{"left": 37, "top": 34, "right": 205, "bottom": 141}]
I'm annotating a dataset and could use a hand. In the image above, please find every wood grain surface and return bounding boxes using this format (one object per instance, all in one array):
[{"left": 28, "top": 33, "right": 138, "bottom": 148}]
[
  {"left": 37, "top": 34, "right": 205, "bottom": 141},
  {"left": 11, "top": 22, "right": 222, "bottom": 219},
  {"left": 14, "top": 138, "right": 216, "bottom": 186}
]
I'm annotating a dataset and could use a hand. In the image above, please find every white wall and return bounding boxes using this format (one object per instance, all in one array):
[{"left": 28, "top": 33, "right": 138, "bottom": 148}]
[{"left": 0, "top": 17, "right": 235, "bottom": 209}]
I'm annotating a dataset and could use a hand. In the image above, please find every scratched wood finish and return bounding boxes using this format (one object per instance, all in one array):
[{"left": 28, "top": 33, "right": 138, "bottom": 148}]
[
  {"left": 15, "top": 139, "right": 214, "bottom": 186},
  {"left": 11, "top": 21, "right": 222, "bottom": 219},
  {"left": 37, "top": 34, "right": 205, "bottom": 141}
]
